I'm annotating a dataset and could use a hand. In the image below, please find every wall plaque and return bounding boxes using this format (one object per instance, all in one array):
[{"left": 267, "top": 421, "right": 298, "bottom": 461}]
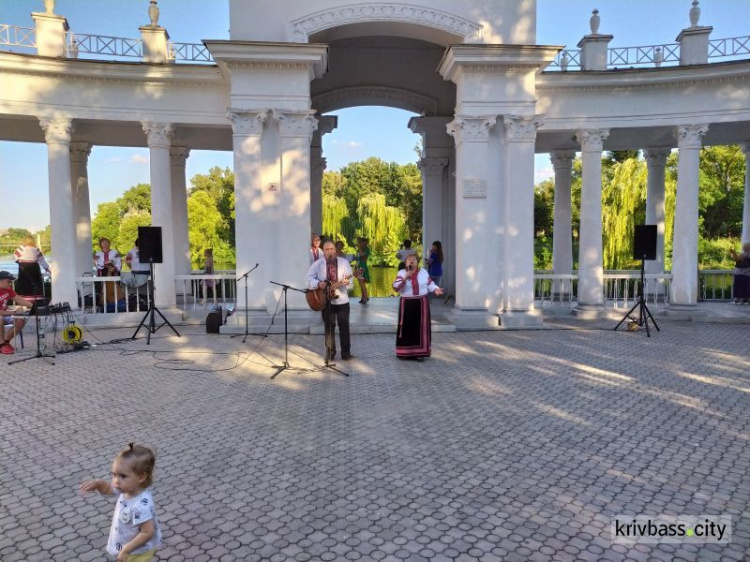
[{"left": 462, "top": 178, "right": 487, "bottom": 198}]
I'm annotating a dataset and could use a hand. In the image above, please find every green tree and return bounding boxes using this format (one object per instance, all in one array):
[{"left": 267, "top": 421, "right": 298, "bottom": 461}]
[
  {"left": 118, "top": 210, "right": 152, "bottom": 255},
  {"left": 602, "top": 157, "right": 648, "bottom": 269}
]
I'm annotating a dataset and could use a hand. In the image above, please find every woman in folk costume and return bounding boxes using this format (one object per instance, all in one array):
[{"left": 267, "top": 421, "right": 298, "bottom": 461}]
[
  {"left": 392, "top": 254, "right": 444, "bottom": 361},
  {"left": 13, "top": 235, "right": 50, "bottom": 297}
]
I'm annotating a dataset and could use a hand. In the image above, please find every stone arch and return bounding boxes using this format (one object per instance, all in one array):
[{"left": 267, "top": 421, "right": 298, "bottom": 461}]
[
  {"left": 290, "top": 3, "right": 483, "bottom": 44},
  {"left": 313, "top": 86, "right": 439, "bottom": 115}
]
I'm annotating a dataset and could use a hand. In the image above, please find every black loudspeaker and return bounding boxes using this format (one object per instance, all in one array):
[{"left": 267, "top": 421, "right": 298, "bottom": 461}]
[
  {"left": 633, "top": 225, "right": 657, "bottom": 261},
  {"left": 206, "top": 306, "right": 223, "bottom": 334},
  {"left": 138, "top": 226, "right": 163, "bottom": 264}
]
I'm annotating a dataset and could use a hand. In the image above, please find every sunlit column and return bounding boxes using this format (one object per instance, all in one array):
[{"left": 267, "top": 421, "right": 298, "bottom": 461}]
[
  {"left": 40, "top": 117, "right": 77, "bottom": 307},
  {"left": 70, "top": 141, "right": 92, "bottom": 281},
  {"left": 418, "top": 156, "right": 448, "bottom": 259},
  {"left": 310, "top": 115, "right": 337, "bottom": 236},
  {"left": 643, "top": 147, "right": 671, "bottom": 275},
  {"left": 550, "top": 150, "right": 576, "bottom": 280},
  {"left": 741, "top": 143, "right": 750, "bottom": 244},
  {"left": 446, "top": 115, "right": 497, "bottom": 309},
  {"left": 227, "top": 109, "right": 267, "bottom": 309},
  {"left": 274, "top": 110, "right": 318, "bottom": 308},
  {"left": 575, "top": 129, "right": 609, "bottom": 306},
  {"left": 671, "top": 124, "right": 708, "bottom": 305},
  {"left": 170, "top": 147, "right": 191, "bottom": 277},
  {"left": 502, "top": 115, "right": 543, "bottom": 311},
  {"left": 142, "top": 122, "right": 176, "bottom": 306}
]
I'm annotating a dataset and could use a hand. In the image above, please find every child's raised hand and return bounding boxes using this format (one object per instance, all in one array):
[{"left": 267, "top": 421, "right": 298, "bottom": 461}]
[{"left": 79, "top": 479, "right": 102, "bottom": 494}]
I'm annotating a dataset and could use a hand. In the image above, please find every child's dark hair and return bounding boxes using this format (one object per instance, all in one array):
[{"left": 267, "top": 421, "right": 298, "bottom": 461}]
[{"left": 116, "top": 443, "right": 156, "bottom": 487}]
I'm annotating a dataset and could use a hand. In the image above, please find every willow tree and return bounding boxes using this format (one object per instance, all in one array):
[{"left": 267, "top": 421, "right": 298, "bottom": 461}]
[
  {"left": 356, "top": 192, "right": 406, "bottom": 266},
  {"left": 322, "top": 193, "right": 353, "bottom": 244},
  {"left": 601, "top": 157, "right": 648, "bottom": 269}
]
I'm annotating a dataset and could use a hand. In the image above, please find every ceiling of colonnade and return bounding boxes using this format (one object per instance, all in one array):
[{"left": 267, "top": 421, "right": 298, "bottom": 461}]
[{"left": 310, "top": 31, "right": 456, "bottom": 117}]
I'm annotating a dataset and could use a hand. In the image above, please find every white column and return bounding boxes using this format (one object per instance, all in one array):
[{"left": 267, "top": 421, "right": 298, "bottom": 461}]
[
  {"left": 310, "top": 115, "right": 337, "bottom": 236},
  {"left": 274, "top": 110, "right": 318, "bottom": 309},
  {"left": 418, "top": 157, "right": 449, "bottom": 256},
  {"left": 550, "top": 150, "right": 576, "bottom": 277},
  {"left": 70, "top": 141, "right": 92, "bottom": 280},
  {"left": 446, "top": 115, "right": 497, "bottom": 310},
  {"left": 502, "top": 115, "right": 543, "bottom": 313},
  {"left": 671, "top": 124, "right": 708, "bottom": 305},
  {"left": 575, "top": 129, "right": 609, "bottom": 306},
  {"left": 40, "top": 117, "right": 77, "bottom": 306},
  {"left": 741, "top": 143, "right": 750, "bottom": 244},
  {"left": 228, "top": 110, "right": 267, "bottom": 309},
  {"left": 170, "top": 147, "right": 191, "bottom": 277},
  {"left": 409, "top": 117, "right": 454, "bottom": 257},
  {"left": 142, "top": 122, "right": 176, "bottom": 307},
  {"left": 643, "top": 147, "right": 671, "bottom": 275}
]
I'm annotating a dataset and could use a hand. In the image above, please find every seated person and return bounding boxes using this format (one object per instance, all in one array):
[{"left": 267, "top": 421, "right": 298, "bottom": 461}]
[
  {"left": 0, "top": 271, "right": 35, "bottom": 355},
  {"left": 98, "top": 263, "right": 126, "bottom": 313}
]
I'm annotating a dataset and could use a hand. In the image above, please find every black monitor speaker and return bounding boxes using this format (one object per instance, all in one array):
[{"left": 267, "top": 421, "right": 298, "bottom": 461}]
[
  {"left": 138, "top": 226, "right": 163, "bottom": 264},
  {"left": 633, "top": 225, "right": 657, "bottom": 261}
]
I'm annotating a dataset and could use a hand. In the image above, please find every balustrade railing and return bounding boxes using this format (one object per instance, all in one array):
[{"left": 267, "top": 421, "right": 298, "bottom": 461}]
[
  {"left": 709, "top": 36, "right": 750, "bottom": 59},
  {"left": 67, "top": 32, "right": 142, "bottom": 59}
]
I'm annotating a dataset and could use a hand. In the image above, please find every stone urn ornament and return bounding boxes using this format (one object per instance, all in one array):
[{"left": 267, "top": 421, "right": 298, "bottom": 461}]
[
  {"left": 561, "top": 51, "right": 570, "bottom": 71},
  {"left": 653, "top": 47, "right": 663, "bottom": 67},
  {"left": 589, "top": 9, "right": 600, "bottom": 34},
  {"left": 689, "top": 0, "right": 701, "bottom": 26},
  {"left": 43, "top": 0, "right": 55, "bottom": 14},
  {"left": 148, "top": 0, "right": 160, "bottom": 26}
]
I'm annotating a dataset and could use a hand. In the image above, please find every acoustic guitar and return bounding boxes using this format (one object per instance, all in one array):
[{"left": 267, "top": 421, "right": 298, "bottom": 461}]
[{"left": 306, "top": 275, "right": 352, "bottom": 311}]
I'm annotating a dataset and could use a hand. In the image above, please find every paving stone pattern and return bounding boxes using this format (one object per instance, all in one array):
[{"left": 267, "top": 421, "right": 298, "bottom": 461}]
[{"left": 1, "top": 320, "right": 749, "bottom": 561}]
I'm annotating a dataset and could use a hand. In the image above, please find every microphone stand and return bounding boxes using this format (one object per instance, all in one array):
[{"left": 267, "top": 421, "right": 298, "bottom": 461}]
[
  {"left": 10, "top": 298, "right": 55, "bottom": 365},
  {"left": 268, "top": 280, "right": 307, "bottom": 379},
  {"left": 231, "top": 263, "right": 259, "bottom": 343}
]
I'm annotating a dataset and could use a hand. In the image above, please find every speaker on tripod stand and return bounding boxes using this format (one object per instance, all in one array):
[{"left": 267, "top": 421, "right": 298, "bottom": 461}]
[{"left": 614, "top": 225, "right": 661, "bottom": 337}]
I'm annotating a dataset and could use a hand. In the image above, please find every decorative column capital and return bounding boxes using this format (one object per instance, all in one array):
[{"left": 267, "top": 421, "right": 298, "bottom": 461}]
[
  {"left": 227, "top": 109, "right": 268, "bottom": 136},
  {"left": 170, "top": 146, "right": 191, "bottom": 167},
  {"left": 549, "top": 150, "right": 577, "bottom": 170},
  {"left": 39, "top": 117, "right": 74, "bottom": 144},
  {"left": 446, "top": 115, "right": 496, "bottom": 143},
  {"left": 418, "top": 157, "right": 449, "bottom": 176},
  {"left": 272, "top": 110, "right": 319, "bottom": 142},
  {"left": 676, "top": 124, "right": 708, "bottom": 149},
  {"left": 316, "top": 115, "right": 338, "bottom": 136},
  {"left": 312, "top": 156, "right": 327, "bottom": 174},
  {"left": 575, "top": 129, "right": 610, "bottom": 152},
  {"left": 643, "top": 147, "right": 672, "bottom": 166},
  {"left": 142, "top": 122, "right": 173, "bottom": 148},
  {"left": 503, "top": 115, "right": 544, "bottom": 142},
  {"left": 69, "top": 141, "right": 92, "bottom": 164}
]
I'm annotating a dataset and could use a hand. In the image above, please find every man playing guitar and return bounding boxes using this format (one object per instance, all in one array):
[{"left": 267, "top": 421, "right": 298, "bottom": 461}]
[{"left": 306, "top": 240, "right": 354, "bottom": 361}]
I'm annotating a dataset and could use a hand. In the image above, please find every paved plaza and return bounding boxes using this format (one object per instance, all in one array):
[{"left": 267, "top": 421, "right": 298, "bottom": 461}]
[{"left": 1, "top": 316, "right": 749, "bottom": 561}]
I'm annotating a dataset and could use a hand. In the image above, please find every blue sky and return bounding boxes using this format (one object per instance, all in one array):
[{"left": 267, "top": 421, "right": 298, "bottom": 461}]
[{"left": 1, "top": 0, "right": 748, "bottom": 231}]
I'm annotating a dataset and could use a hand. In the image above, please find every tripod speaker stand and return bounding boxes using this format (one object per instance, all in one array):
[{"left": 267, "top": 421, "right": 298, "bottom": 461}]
[
  {"left": 614, "top": 225, "right": 661, "bottom": 337},
  {"left": 231, "top": 263, "right": 259, "bottom": 343},
  {"left": 132, "top": 262, "right": 181, "bottom": 344}
]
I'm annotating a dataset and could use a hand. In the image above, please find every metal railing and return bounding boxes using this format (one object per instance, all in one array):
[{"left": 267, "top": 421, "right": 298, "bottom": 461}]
[
  {"left": 174, "top": 273, "right": 237, "bottom": 311},
  {"left": 548, "top": 35, "right": 750, "bottom": 71},
  {"left": 709, "top": 35, "right": 750, "bottom": 59},
  {"left": 67, "top": 32, "right": 142, "bottom": 59},
  {"left": 168, "top": 41, "right": 213, "bottom": 63},
  {"left": 533, "top": 273, "right": 578, "bottom": 307},
  {"left": 699, "top": 269, "right": 735, "bottom": 301},
  {"left": 76, "top": 275, "right": 151, "bottom": 314},
  {"left": 0, "top": 24, "right": 35, "bottom": 50}
]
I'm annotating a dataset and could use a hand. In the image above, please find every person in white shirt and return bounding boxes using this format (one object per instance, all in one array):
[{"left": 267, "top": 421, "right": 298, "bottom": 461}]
[
  {"left": 80, "top": 443, "right": 162, "bottom": 562},
  {"left": 94, "top": 237, "right": 122, "bottom": 276},
  {"left": 306, "top": 241, "right": 355, "bottom": 361},
  {"left": 395, "top": 239, "right": 417, "bottom": 270}
]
